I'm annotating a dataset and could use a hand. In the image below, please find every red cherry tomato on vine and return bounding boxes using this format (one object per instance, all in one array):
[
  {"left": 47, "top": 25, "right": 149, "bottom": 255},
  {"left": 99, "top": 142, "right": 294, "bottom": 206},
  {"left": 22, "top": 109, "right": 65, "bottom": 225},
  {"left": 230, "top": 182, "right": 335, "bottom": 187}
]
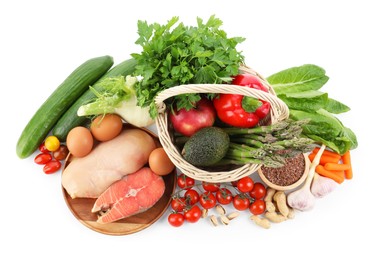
[
  {"left": 184, "top": 189, "right": 200, "bottom": 205},
  {"left": 199, "top": 192, "right": 217, "bottom": 209},
  {"left": 202, "top": 182, "right": 220, "bottom": 192},
  {"left": 249, "top": 182, "right": 267, "bottom": 200},
  {"left": 249, "top": 200, "right": 266, "bottom": 215},
  {"left": 237, "top": 176, "right": 254, "bottom": 193},
  {"left": 43, "top": 160, "right": 61, "bottom": 174},
  {"left": 177, "top": 174, "right": 195, "bottom": 190},
  {"left": 170, "top": 197, "right": 186, "bottom": 212},
  {"left": 233, "top": 194, "right": 250, "bottom": 211},
  {"left": 34, "top": 153, "right": 52, "bottom": 165},
  {"left": 168, "top": 213, "right": 185, "bottom": 227},
  {"left": 184, "top": 205, "right": 202, "bottom": 223},
  {"left": 216, "top": 188, "right": 233, "bottom": 205}
]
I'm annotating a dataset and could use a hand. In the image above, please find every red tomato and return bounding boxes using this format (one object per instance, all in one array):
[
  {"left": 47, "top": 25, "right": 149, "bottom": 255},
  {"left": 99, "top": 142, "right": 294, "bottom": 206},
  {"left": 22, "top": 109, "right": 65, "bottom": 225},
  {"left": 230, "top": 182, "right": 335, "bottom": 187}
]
[
  {"left": 216, "top": 188, "right": 233, "bottom": 205},
  {"left": 249, "top": 182, "right": 267, "bottom": 200},
  {"left": 53, "top": 145, "right": 69, "bottom": 161},
  {"left": 170, "top": 197, "right": 186, "bottom": 212},
  {"left": 184, "top": 189, "right": 200, "bottom": 205},
  {"left": 249, "top": 200, "right": 266, "bottom": 215},
  {"left": 184, "top": 205, "right": 202, "bottom": 223},
  {"left": 202, "top": 182, "right": 220, "bottom": 192},
  {"left": 177, "top": 174, "right": 195, "bottom": 190},
  {"left": 233, "top": 194, "right": 250, "bottom": 211},
  {"left": 199, "top": 192, "right": 217, "bottom": 209},
  {"left": 237, "top": 176, "right": 254, "bottom": 193},
  {"left": 39, "top": 142, "right": 50, "bottom": 153},
  {"left": 43, "top": 160, "right": 61, "bottom": 174},
  {"left": 168, "top": 213, "right": 185, "bottom": 227},
  {"left": 34, "top": 153, "right": 52, "bottom": 165}
]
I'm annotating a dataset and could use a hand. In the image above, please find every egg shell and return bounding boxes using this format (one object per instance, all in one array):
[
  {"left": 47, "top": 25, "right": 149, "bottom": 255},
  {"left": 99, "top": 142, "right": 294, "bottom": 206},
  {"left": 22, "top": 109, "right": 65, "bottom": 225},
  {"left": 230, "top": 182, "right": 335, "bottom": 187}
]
[
  {"left": 66, "top": 126, "right": 94, "bottom": 158},
  {"left": 148, "top": 147, "right": 175, "bottom": 176}
]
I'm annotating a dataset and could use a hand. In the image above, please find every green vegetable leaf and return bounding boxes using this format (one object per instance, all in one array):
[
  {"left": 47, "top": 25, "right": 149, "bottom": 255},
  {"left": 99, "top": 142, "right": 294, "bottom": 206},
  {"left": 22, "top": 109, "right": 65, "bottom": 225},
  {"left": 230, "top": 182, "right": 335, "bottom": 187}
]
[
  {"left": 267, "top": 64, "right": 329, "bottom": 95},
  {"left": 278, "top": 90, "right": 328, "bottom": 112},
  {"left": 131, "top": 15, "right": 245, "bottom": 118},
  {"left": 324, "top": 98, "right": 351, "bottom": 114}
]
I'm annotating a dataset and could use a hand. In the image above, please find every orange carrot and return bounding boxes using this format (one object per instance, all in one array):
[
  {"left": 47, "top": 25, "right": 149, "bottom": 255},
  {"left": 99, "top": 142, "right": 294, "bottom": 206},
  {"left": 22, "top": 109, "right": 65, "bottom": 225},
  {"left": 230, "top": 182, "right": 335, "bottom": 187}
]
[
  {"left": 309, "top": 153, "right": 340, "bottom": 165},
  {"left": 341, "top": 150, "right": 353, "bottom": 180},
  {"left": 315, "top": 165, "right": 344, "bottom": 184},
  {"left": 324, "top": 163, "right": 351, "bottom": 171},
  {"left": 312, "top": 147, "right": 341, "bottom": 159}
]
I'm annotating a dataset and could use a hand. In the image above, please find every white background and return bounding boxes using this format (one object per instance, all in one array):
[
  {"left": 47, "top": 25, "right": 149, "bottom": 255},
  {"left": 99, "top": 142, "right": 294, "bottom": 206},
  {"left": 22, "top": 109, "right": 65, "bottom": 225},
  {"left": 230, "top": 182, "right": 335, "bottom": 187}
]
[{"left": 1, "top": 0, "right": 389, "bottom": 259}]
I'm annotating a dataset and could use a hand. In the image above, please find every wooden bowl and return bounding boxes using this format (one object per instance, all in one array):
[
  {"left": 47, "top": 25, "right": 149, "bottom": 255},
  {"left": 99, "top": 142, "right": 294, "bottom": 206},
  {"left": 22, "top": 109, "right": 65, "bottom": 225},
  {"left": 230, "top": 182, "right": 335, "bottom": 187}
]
[
  {"left": 61, "top": 124, "right": 176, "bottom": 235},
  {"left": 258, "top": 154, "right": 310, "bottom": 191}
]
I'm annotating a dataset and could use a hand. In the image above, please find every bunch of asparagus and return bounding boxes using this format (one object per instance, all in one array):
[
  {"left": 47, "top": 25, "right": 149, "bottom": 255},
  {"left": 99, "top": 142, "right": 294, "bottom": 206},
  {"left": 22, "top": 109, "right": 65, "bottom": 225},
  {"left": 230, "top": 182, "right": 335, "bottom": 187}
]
[{"left": 220, "top": 119, "right": 315, "bottom": 167}]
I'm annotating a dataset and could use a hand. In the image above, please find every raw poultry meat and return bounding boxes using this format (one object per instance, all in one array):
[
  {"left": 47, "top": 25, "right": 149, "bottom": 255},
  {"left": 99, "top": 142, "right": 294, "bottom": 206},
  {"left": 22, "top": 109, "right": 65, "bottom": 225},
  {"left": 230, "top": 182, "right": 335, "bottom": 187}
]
[{"left": 62, "top": 128, "right": 156, "bottom": 198}]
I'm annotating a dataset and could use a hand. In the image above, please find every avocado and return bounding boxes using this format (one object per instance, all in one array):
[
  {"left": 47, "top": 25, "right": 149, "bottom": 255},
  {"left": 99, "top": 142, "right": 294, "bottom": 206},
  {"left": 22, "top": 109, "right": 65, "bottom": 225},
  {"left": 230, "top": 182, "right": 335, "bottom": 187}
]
[{"left": 182, "top": 127, "right": 230, "bottom": 167}]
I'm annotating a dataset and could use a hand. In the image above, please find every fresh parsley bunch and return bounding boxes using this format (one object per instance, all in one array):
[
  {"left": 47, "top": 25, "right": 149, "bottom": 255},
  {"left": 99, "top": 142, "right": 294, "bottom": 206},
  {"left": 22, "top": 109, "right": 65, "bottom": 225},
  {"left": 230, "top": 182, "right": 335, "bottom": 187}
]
[{"left": 131, "top": 15, "right": 245, "bottom": 118}]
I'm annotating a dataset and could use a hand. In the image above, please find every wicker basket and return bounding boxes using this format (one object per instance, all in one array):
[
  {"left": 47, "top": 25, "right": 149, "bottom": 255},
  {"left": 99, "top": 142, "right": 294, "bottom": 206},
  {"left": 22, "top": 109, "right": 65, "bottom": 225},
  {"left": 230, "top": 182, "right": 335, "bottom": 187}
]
[{"left": 154, "top": 66, "right": 289, "bottom": 183}]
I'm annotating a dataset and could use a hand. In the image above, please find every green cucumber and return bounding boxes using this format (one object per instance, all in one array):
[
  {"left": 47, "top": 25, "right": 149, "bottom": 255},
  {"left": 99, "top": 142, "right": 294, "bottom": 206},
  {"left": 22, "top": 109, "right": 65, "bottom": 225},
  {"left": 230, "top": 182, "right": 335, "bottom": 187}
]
[
  {"left": 52, "top": 58, "right": 137, "bottom": 141},
  {"left": 16, "top": 55, "right": 114, "bottom": 159}
]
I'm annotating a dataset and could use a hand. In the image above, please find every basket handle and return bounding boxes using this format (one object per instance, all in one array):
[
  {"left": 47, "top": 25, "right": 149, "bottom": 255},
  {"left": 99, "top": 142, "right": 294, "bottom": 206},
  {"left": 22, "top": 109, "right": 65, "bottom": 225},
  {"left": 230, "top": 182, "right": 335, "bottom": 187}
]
[{"left": 154, "top": 83, "right": 289, "bottom": 123}]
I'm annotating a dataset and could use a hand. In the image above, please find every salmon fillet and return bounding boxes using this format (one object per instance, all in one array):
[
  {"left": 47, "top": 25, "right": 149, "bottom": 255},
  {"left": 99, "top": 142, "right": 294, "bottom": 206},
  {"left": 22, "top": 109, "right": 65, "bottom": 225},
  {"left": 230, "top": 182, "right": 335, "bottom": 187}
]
[{"left": 92, "top": 167, "right": 165, "bottom": 224}]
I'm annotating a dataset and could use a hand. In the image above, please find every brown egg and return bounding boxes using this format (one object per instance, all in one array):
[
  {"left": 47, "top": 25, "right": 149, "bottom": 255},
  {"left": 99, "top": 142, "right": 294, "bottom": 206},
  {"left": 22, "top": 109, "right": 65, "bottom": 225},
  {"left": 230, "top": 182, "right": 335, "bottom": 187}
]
[
  {"left": 148, "top": 147, "right": 175, "bottom": 176},
  {"left": 90, "top": 114, "right": 123, "bottom": 142},
  {"left": 66, "top": 126, "right": 94, "bottom": 157}
]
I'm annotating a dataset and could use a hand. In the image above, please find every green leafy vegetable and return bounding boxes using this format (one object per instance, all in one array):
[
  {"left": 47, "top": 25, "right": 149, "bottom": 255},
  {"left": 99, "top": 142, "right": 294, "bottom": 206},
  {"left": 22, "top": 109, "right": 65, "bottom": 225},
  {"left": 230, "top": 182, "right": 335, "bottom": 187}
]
[
  {"left": 131, "top": 15, "right": 245, "bottom": 118},
  {"left": 267, "top": 64, "right": 357, "bottom": 154},
  {"left": 324, "top": 98, "right": 350, "bottom": 114},
  {"left": 289, "top": 109, "right": 357, "bottom": 154},
  {"left": 267, "top": 64, "right": 329, "bottom": 95}
]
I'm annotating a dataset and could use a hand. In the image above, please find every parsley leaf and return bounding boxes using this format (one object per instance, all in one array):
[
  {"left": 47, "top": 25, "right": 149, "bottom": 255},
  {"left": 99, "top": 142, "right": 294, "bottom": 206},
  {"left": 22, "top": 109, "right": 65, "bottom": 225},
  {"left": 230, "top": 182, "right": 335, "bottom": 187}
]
[{"left": 131, "top": 15, "right": 245, "bottom": 118}]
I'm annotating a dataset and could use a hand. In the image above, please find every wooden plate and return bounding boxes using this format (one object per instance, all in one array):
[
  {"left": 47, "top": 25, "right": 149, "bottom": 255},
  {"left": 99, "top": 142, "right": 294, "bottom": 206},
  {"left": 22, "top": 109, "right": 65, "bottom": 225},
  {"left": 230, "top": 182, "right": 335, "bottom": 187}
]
[{"left": 62, "top": 125, "right": 176, "bottom": 236}]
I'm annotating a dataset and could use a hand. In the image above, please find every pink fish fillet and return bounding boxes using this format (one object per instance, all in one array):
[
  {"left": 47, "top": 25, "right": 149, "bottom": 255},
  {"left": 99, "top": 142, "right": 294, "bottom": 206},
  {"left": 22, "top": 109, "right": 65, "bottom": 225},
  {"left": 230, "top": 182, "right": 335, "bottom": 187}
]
[{"left": 91, "top": 167, "right": 165, "bottom": 224}]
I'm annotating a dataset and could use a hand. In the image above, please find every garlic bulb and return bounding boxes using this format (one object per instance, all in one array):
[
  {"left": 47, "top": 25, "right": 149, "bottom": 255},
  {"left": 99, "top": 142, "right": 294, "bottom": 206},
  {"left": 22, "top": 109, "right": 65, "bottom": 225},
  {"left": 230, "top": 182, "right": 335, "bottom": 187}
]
[
  {"left": 287, "top": 188, "right": 316, "bottom": 211},
  {"left": 287, "top": 145, "right": 326, "bottom": 211},
  {"left": 311, "top": 173, "right": 338, "bottom": 198}
]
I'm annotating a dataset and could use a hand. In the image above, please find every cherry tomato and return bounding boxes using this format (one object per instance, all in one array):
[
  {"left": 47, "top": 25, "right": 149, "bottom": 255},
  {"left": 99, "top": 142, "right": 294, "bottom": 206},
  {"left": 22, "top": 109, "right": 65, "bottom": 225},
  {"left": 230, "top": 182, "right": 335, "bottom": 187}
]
[
  {"left": 53, "top": 145, "right": 69, "bottom": 161},
  {"left": 170, "top": 197, "right": 186, "bottom": 212},
  {"left": 249, "top": 182, "right": 267, "bottom": 200},
  {"left": 39, "top": 142, "right": 50, "bottom": 153},
  {"left": 43, "top": 160, "right": 61, "bottom": 174},
  {"left": 199, "top": 192, "right": 217, "bottom": 209},
  {"left": 202, "top": 182, "right": 220, "bottom": 192},
  {"left": 44, "top": 136, "right": 60, "bottom": 152},
  {"left": 177, "top": 174, "right": 195, "bottom": 190},
  {"left": 231, "top": 180, "right": 238, "bottom": 187},
  {"left": 249, "top": 200, "right": 266, "bottom": 215},
  {"left": 168, "top": 213, "right": 185, "bottom": 227},
  {"left": 233, "top": 194, "right": 250, "bottom": 211},
  {"left": 216, "top": 188, "right": 233, "bottom": 205},
  {"left": 184, "top": 205, "right": 202, "bottom": 223},
  {"left": 184, "top": 189, "right": 200, "bottom": 205},
  {"left": 237, "top": 176, "right": 254, "bottom": 193},
  {"left": 34, "top": 153, "right": 52, "bottom": 165}
]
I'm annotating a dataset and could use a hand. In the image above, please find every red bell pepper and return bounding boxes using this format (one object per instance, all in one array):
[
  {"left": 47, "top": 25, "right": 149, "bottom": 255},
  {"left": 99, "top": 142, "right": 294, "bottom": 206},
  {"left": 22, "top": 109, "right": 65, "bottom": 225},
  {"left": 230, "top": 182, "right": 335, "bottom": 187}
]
[{"left": 213, "top": 74, "right": 271, "bottom": 128}]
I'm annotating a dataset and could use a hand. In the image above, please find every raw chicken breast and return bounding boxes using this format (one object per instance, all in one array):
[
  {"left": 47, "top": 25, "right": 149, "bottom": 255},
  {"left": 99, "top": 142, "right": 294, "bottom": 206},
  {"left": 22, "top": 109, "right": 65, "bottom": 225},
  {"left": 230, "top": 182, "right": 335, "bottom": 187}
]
[
  {"left": 92, "top": 167, "right": 165, "bottom": 224},
  {"left": 62, "top": 129, "right": 156, "bottom": 199}
]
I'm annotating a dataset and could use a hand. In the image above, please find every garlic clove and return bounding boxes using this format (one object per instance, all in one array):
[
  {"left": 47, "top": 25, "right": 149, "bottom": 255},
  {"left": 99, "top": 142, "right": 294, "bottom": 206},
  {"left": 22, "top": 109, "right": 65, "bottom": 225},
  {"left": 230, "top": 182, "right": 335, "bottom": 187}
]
[{"left": 311, "top": 173, "right": 338, "bottom": 198}]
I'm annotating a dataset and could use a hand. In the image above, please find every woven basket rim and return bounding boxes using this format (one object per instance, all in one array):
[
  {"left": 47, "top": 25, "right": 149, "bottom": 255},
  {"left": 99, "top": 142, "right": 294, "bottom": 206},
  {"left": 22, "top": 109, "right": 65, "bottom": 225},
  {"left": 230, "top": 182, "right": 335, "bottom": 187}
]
[{"left": 154, "top": 67, "right": 289, "bottom": 183}]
